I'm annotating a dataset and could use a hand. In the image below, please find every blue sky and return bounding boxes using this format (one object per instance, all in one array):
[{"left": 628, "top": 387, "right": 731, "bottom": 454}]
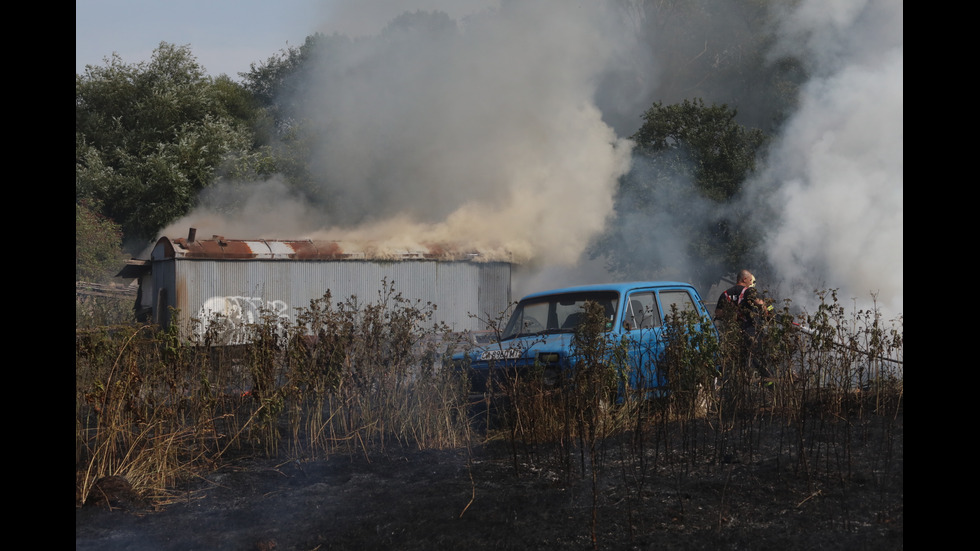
[
  {"left": 76, "top": 0, "right": 327, "bottom": 78},
  {"left": 76, "top": 1, "right": 496, "bottom": 79}
]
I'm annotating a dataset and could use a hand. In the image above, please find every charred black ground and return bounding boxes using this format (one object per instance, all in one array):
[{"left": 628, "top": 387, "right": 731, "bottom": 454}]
[{"left": 76, "top": 409, "right": 903, "bottom": 551}]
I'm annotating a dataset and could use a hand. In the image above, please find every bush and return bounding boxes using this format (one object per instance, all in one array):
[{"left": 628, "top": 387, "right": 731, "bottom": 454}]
[{"left": 76, "top": 201, "right": 126, "bottom": 283}]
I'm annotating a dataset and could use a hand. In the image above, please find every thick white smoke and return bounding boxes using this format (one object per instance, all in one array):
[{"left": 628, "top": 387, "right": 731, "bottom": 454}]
[
  {"left": 300, "top": 3, "right": 634, "bottom": 266},
  {"left": 165, "top": 1, "right": 634, "bottom": 269},
  {"left": 161, "top": 0, "right": 902, "bottom": 315},
  {"left": 752, "top": 0, "right": 903, "bottom": 317}
]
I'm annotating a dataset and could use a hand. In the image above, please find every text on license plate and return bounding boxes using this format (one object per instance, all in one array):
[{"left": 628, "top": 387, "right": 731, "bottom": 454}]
[{"left": 479, "top": 348, "right": 523, "bottom": 361}]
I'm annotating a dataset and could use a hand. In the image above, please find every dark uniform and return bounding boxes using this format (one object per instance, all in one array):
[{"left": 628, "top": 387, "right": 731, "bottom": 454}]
[{"left": 715, "top": 283, "right": 772, "bottom": 380}]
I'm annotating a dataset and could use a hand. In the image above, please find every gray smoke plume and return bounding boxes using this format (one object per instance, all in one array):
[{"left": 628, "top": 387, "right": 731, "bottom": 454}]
[
  {"left": 162, "top": 0, "right": 902, "bottom": 316},
  {"left": 165, "top": 1, "right": 635, "bottom": 269},
  {"left": 299, "top": 3, "right": 635, "bottom": 267},
  {"left": 750, "top": 0, "right": 903, "bottom": 316}
]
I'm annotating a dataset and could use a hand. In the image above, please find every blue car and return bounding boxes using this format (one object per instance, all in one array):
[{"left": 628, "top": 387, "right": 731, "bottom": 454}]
[{"left": 453, "top": 281, "right": 716, "bottom": 399}]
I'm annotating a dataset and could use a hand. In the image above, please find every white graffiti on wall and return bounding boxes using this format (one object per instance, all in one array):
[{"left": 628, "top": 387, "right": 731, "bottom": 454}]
[{"left": 192, "top": 296, "right": 291, "bottom": 345}]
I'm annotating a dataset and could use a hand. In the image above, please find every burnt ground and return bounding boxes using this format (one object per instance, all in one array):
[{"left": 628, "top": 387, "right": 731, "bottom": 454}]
[{"left": 76, "top": 412, "right": 903, "bottom": 551}]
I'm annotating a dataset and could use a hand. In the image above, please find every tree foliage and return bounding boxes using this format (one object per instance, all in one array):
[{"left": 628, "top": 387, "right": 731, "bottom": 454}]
[
  {"left": 76, "top": 43, "right": 261, "bottom": 250},
  {"left": 632, "top": 99, "right": 766, "bottom": 202},
  {"left": 76, "top": 201, "right": 126, "bottom": 283},
  {"left": 237, "top": 33, "right": 344, "bottom": 197},
  {"left": 591, "top": 99, "right": 769, "bottom": 291},
  {"left": 241, "top": 33, "right": 327, "bottom": 132}
]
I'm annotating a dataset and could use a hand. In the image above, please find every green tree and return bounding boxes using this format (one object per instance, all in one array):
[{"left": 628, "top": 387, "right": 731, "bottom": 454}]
[
  {"left": 76, "top": 43, "right": 261, "bottom": 251},
  {"left": 76, "top": 201, "right": 126, "bottom": 283},
  {"left": 236, "top": 34, "right": 330, "bottom": 193},
  {"left": 632, "top": 99, "right": 766, "bottom": 202},
  {"left": 591, "top": 99, "right": 769, "bottom": 291},
  {"left": 241, "top": 33, "right": 326, "bottom": 129}
]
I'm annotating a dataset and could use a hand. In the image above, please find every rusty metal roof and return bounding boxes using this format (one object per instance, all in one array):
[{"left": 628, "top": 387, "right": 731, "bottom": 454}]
[{"left": 151, "top": 233, "right": 494, "bottom": 262}]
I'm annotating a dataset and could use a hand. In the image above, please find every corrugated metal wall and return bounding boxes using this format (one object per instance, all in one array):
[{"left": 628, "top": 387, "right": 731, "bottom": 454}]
[{"left": 159, "top": 259, "right": 510, "bottom": 342}]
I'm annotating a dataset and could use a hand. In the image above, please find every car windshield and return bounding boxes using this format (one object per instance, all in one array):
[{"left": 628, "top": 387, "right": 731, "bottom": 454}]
[{"left": 500, "top": 291, "right": 620, "bottom": 340}]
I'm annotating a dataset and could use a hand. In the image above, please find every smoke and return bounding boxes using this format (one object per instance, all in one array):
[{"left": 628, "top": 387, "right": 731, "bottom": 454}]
[
  {"left": 164, "top": 176, "right": 323, "bottom": 241},
  {"left": 165, "top": 1, "right": 634, "bottom": 270},
  {"left": 750, "top": 0, "right": 903, "bottom": 316},
  {"left": 162, "top": 0, "right": 902, "bottom": 316}
]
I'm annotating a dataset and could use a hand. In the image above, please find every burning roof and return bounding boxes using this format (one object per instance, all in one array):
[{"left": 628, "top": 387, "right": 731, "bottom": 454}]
[{"left": 150, "top": 228, "right": 504, "bottom": 262}]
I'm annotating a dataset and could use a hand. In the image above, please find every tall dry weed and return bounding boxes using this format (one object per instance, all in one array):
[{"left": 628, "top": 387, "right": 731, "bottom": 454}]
[{"left": 76, "top": 285, "right": 901, "bottom": 516}]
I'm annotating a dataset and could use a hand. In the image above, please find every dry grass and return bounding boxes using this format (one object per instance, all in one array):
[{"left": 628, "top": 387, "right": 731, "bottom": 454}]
[
  {"left": 76, "top": 286, "right": 902, "bottom": 520},
  {"left": 76, "top": 285, "right": 473, "bottom": 506}
]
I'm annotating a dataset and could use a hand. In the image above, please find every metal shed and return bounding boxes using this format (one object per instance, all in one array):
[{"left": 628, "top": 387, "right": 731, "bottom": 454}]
[{"left": 120, "top": 230, "right": 513, "bottom": 343}]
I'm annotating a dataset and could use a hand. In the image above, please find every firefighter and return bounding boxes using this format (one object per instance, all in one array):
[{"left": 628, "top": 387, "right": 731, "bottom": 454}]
[{"left": 714, "top": 270, "right": 775, "bottom": 381}]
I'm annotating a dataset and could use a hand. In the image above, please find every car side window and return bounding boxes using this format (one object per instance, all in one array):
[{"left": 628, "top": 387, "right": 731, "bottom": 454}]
[
  {"left": 625, "top": 292, "right": 661, "bottom": 329},
  {"left": 659, "top": 290, "right": 696, "bottom": 321}
]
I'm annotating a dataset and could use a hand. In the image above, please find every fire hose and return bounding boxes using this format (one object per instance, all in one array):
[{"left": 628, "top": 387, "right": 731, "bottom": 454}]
[{"left": 789, "top": 322, "right": 903, "bottom": 365}]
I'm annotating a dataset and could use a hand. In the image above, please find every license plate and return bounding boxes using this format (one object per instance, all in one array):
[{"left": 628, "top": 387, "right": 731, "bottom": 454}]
[{"left": 479, "top": 348, "right": 523, "bottom": 361}]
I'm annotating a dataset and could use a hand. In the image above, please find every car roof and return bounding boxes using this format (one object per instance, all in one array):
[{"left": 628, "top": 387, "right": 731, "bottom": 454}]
[{"left": 519, "top": 281, "right": 696, "bottom": 301}]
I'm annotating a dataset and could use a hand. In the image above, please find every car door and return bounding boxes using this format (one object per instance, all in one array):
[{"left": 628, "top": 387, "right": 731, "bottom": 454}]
[{"left": 620, "top": 289, "right": 666, "bottom": 391}]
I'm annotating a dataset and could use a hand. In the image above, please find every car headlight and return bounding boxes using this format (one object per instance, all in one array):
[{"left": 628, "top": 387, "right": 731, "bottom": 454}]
[{"left": 537, "top": 353, "right": 560, "bottom": 364}]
